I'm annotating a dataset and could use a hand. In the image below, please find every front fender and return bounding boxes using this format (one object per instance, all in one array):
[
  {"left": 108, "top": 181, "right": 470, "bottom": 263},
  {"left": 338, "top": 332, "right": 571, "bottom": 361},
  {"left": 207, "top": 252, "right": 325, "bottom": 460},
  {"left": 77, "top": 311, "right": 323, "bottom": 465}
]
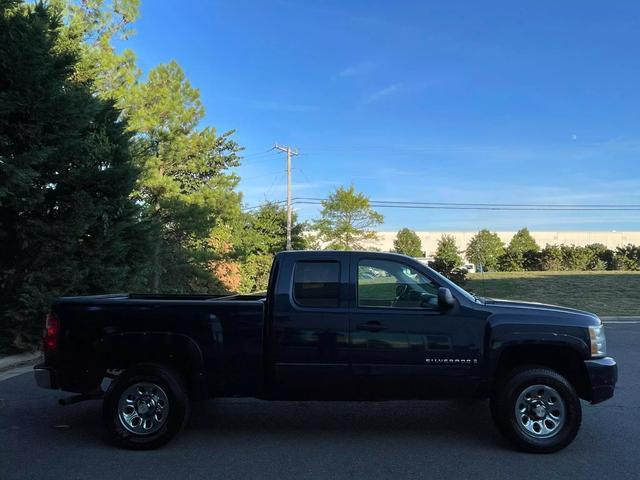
[{"left": 487, "top": 321, "right": 590, "bottom": 374}]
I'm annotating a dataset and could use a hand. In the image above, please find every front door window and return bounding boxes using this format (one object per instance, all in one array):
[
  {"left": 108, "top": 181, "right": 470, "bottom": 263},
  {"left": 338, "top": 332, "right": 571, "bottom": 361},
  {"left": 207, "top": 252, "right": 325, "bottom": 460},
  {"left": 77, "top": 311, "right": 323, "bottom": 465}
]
[{"left": 357, "top": 259, "right": 439, "bottom": 309}]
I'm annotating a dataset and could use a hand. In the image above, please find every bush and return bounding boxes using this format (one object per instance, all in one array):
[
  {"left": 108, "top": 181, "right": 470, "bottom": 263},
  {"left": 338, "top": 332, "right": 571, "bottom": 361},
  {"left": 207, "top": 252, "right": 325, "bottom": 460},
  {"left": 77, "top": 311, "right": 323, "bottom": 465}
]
[
  {"left": 498, "top": 248, "right": 524, "bottom": 272},
  {"left": 447, "top": 268, "right": 468, "bottom": 286},
  {"left": 614, "top": 244, "right": 640, "bottom": 270},
  {"left": 560, "top": 245, "right": 592, "bottom": 270},
  {"left": 539, "top": 245, "right": 564, "bottom": 271}
]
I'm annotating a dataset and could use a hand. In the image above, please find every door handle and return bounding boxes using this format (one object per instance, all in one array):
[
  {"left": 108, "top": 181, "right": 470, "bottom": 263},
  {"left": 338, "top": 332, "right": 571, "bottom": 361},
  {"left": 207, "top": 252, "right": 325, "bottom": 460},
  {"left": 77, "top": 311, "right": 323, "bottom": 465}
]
[{"left": 356, "top": 321, "right": 387, "bottom": 332}]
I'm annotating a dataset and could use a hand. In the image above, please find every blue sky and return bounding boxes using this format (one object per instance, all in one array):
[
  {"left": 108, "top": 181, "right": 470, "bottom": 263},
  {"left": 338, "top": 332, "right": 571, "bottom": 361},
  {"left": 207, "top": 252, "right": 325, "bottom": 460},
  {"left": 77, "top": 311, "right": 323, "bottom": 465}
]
[{"left": 123, "top": 0, "right": 640, "bottom": 231}]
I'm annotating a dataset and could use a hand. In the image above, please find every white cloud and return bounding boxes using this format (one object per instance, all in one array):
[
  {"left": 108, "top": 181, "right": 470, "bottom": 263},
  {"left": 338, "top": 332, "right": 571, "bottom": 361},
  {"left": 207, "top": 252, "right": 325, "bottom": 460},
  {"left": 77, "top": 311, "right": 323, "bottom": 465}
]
[
  {"left": 333, "top": 61, "right": 374, "bottom": 79},
  {"left": 365, "top": 83, "right": 404, "bottom": 103}
]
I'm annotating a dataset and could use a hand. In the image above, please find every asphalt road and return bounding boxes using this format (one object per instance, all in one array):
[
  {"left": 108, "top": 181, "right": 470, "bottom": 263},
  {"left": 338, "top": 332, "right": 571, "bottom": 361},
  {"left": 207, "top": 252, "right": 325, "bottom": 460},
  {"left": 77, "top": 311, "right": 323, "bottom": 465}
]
[{"left": 1, "top": 322, "right": 638, "bottom": 480}]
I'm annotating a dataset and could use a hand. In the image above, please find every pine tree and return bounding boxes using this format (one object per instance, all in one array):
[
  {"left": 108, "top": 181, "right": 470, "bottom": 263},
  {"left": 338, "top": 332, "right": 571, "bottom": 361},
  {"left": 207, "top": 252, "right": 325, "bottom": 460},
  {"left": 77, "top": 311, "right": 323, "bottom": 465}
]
[
  {"left": 0, "top": 0, "right": 147, "bottom": 349},
  {"left": 57, "top": 1, "right": 245, "bottom": 293},
  {"left": 125, "top": 61, "right": 243, "bottom": 292}
]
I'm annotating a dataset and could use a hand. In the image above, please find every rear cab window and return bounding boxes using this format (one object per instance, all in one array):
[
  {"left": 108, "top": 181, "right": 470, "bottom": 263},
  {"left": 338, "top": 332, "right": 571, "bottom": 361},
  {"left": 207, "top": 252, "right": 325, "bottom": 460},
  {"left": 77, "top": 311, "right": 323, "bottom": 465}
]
[{"left": 293, "top": 261, "right": 340, "bottom": 308}]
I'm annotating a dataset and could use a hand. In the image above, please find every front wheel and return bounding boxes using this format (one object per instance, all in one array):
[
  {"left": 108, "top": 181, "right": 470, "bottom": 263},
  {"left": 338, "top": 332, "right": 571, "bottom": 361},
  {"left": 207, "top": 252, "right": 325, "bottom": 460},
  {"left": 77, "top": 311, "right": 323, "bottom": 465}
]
[
  {"left": 490, "top": 367, "right": 582, "bottom": 453},
  {"left": 103, "top": 364, "right": 190, "bottom": 450}
]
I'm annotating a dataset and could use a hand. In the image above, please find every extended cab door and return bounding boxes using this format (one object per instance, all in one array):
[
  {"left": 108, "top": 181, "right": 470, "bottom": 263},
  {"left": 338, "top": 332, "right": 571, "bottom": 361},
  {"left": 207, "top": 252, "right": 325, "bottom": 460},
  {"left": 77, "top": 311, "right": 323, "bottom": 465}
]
[
  {"left": 349, "top": 254, "right": 484, "bottom": 399},
  {"left": 269, "top": 252, "right": 351, "bottom": 399}
]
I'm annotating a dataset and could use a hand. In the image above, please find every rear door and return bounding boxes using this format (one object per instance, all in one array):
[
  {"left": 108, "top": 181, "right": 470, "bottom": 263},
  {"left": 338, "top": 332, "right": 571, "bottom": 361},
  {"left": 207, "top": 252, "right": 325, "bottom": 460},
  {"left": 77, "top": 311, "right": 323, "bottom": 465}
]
[{"left": 270, "top": 252, "right": 351, "bottom": 398}]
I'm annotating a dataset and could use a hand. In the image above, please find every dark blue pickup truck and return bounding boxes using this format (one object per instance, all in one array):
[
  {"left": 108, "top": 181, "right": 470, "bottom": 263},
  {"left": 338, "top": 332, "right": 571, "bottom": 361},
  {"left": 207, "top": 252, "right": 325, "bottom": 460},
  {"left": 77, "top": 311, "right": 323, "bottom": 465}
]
[{"left": 34, "top": 250, "right": 617, "bottom": 452}]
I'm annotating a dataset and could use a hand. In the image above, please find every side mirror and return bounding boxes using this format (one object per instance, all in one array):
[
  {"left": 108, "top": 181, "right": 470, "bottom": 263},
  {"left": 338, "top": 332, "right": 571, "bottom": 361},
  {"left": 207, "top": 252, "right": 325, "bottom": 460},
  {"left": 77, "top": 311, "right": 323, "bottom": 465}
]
[{"left": 438, "top": 287, "right": 455, "bottom": 310}]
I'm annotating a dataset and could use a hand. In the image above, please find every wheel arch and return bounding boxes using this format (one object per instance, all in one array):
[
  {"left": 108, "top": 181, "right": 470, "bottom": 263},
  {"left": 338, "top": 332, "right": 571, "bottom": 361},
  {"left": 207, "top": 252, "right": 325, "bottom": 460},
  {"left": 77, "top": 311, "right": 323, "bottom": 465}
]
[
  {"left": 492, "top": 341, "right": 592, "bottom": 401},
  {"left": 99, "top": 332, "right": 208, "bottom": 400}
]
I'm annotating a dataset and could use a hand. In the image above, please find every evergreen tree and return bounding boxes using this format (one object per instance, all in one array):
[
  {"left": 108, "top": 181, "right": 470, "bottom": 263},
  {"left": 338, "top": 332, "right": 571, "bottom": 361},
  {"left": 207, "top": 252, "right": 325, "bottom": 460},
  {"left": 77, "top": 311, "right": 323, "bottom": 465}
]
[
  {"left": 58, "top": 1, "right": 245, "bottom": 293},
  {"left": 392, "top": 228, "right": 423, "bottom": 257},
  {"left": 313, "top": 185, "right": 383, "bottom": 250},
  {"left": 125, "top": 61, "right": 242, "bottom": 292},
  {"left": 0, "top": 0, "right": 147, "bottom": 349}
]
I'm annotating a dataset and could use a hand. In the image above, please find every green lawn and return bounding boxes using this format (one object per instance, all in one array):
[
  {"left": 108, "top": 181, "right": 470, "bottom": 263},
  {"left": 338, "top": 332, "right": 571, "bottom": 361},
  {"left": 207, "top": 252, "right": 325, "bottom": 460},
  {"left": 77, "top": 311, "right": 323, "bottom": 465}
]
[{"left": 465, "top": 271, "right": 640, "bottom": 316}]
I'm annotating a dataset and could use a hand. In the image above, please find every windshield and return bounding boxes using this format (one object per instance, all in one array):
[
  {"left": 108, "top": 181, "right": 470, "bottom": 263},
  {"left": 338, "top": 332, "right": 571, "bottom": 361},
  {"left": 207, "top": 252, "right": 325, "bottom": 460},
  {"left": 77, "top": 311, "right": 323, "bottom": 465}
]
[{"left": 424, "top": 264, "right": 479, "bottom": 304}]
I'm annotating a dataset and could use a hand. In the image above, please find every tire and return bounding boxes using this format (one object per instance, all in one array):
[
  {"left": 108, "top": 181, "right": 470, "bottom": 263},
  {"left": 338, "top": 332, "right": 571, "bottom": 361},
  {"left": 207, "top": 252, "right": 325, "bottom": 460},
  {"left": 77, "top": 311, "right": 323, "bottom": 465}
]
[
  {"left": 490, "top": 366, "right": 582, "bottom": 453},
  {"left": 103, "top": 364, "right": 190, "bottom": 450}
]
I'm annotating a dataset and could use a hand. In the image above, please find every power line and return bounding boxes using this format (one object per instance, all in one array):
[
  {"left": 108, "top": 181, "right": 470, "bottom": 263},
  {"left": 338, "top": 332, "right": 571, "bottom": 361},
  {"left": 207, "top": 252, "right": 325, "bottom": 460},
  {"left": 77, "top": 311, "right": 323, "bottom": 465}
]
[
  {"left": 296, "top": 197, "right": 640, "bottom": 208},
  {"left": 243, "top": 199, "right": 288, "bottom": 211},
  {"left": 291, "top": 198, "right": 640, "bottom": 211}
]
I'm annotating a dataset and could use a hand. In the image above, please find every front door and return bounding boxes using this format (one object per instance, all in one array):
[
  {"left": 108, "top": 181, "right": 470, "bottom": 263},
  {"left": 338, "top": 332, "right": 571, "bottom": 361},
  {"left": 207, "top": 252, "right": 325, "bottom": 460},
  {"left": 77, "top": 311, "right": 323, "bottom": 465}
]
[{"left": 349, "top": 255, "right": 482, "bottom": 399}]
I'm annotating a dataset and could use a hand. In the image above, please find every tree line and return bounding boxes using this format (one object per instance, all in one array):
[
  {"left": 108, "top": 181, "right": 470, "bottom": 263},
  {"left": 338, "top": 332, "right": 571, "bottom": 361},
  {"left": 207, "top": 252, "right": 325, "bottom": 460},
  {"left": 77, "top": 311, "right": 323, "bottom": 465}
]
[{"left": 392, "top": 227, "right": 640, "bottom": 280}]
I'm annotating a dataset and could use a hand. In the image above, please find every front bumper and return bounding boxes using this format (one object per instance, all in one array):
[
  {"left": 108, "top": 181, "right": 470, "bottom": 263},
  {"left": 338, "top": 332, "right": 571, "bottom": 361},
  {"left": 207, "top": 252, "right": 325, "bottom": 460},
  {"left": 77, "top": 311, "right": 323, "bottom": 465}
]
[
  {"left": 34, "top": 364, "right": 58, "bottom": 390},
  {"left": 585, "top": 356, "right": 617, "bottom": 404}
]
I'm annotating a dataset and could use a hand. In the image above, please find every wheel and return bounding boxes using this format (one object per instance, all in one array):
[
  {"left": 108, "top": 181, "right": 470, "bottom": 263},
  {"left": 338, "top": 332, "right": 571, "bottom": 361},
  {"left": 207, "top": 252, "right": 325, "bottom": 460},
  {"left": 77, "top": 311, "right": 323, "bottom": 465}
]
[
  {"left": 490, "top": 366, "right": 582, "bottom": 453},
  {"left": 103, "top": 364, "right": 190, "bottom": 450}
]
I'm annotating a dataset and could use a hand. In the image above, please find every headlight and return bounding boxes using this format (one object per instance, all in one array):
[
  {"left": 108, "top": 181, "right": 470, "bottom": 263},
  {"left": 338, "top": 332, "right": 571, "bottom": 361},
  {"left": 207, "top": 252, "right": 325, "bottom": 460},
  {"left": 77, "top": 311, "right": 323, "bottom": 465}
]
[{"left": 589, "top": 325, "right": 607, "bottom": 357}]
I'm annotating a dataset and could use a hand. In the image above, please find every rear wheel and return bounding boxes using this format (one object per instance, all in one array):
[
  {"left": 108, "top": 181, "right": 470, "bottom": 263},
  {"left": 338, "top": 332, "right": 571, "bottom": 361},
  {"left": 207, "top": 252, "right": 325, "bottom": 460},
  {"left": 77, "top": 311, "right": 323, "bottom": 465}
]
[
  {"left": 103, "top": 364, "right": 190, "bottom": 450},
  {"left": 490, "top": 366, "right": 581, "bottom": 453}
]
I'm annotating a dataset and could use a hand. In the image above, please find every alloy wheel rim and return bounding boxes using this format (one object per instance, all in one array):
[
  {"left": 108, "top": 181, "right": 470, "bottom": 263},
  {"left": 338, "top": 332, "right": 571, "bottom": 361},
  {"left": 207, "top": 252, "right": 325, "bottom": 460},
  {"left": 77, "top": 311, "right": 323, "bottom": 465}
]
[
  {"left": 117, "top": 382, "right": 169, "bottom": 435},
  {"left": 514, "top": 384, "right": 565, "bottom": 439}
]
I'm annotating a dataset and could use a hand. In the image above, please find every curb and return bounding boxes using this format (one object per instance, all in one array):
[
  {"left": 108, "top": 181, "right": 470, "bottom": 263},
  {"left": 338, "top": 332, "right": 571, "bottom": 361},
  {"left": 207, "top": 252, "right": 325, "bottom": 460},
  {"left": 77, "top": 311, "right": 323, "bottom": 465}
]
[
  {"left": 601, "top": 316, "right": 640, "bottom": 322},
  {"left": 0, "top": 351, "right": 42, "bottom": 372}
]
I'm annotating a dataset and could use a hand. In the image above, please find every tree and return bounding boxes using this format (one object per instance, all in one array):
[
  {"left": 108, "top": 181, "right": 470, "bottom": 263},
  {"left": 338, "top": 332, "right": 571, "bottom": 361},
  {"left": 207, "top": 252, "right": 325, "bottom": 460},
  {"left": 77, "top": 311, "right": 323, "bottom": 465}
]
[
  {"left": 234, "top": 202, "right": 306, "bottom": 293},
  {"left": 430, "top": 234, "right": 463, "bottom": 273},
  {"left": 313, "top": 185, "right": 383, "bottom": 250},
  {"left": 498, "top": 228, "right": 540, "bottom": 271},
  {"left": 125, "top": 61, "right": 243, "bottom": 292},
  {"left": 392, "top": 228, "right": 423, "bottom": 257},
  {"left": 243, "top": 202, "right": 306, "bottom": 255},
  {"left": 465, "top": 229, "right": 504, "bottom": 271},
  {"left": 509, "top": 228, "right": 540, "bottom": 255},
  {"left": 57, "top": 1, "right": 245, "bottom": 293},
  {"left": 0, "top": 0, "right": 148, "bottom": 349},
  {"left": 55, "top": 0, "right": 140, "bottom": 102}
]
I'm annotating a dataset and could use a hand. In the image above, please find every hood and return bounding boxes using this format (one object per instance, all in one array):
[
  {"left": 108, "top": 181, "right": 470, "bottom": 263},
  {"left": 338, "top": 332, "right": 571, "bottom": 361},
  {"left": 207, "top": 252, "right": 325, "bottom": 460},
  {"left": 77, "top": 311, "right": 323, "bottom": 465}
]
[{"left": 482, "top": 297, "right": 600, "bottom": 323}]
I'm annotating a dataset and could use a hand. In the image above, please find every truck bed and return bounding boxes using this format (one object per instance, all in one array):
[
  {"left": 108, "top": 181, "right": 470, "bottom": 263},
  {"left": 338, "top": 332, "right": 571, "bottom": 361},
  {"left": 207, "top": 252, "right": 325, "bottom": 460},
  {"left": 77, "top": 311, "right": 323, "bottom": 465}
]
[{"left": 49, "top": 293, "right": 267, "bottom": 397}]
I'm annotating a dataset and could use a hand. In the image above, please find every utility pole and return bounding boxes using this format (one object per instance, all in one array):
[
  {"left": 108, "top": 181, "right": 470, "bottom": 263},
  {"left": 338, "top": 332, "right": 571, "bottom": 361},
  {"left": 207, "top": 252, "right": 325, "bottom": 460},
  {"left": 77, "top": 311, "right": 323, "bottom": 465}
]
[{"left": 274, "top": 143, "right": 299, "bottom": 250}]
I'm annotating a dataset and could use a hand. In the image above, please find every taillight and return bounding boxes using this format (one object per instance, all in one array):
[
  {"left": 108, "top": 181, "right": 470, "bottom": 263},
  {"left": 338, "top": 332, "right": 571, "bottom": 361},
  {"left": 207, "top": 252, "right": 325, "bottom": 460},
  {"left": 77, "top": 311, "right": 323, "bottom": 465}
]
[{"left": 43, "top": 313, "right": 59, "bottom": 352}]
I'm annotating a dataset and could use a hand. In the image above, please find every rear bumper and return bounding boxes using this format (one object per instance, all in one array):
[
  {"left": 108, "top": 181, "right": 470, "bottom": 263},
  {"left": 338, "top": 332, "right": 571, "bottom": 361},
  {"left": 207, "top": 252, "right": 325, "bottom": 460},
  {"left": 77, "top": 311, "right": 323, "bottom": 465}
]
[
  {"left": 34, "top": 364, "right": 58, "bottom": 390},
  {"left": 584, "top": 357, "right": 617, "bottom": 404}
]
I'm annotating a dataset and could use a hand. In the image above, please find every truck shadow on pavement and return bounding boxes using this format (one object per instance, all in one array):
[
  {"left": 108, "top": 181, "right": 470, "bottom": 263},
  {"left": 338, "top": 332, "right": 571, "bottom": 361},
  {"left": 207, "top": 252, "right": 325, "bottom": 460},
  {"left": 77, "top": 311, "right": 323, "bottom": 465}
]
[
  {"left": 26, "top": 394, "right": 509, "bottom": 451},
  {"left": 185, "top": 398, "right": 508, "bottom": 449}
]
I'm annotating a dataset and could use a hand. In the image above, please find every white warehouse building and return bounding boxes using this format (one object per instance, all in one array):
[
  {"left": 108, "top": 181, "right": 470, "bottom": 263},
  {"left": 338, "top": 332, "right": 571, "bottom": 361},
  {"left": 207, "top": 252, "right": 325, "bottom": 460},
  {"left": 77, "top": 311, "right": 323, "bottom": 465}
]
[{"left": 365, "top": 231, "right": 640, "bottom": 261}]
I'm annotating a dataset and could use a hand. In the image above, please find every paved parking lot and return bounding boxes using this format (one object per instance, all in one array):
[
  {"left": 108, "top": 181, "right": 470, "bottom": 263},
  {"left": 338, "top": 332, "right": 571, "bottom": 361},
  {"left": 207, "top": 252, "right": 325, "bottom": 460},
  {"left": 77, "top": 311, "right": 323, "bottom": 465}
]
[{"left": 1, "top": 322, "right": 638, "bottom": 480}]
